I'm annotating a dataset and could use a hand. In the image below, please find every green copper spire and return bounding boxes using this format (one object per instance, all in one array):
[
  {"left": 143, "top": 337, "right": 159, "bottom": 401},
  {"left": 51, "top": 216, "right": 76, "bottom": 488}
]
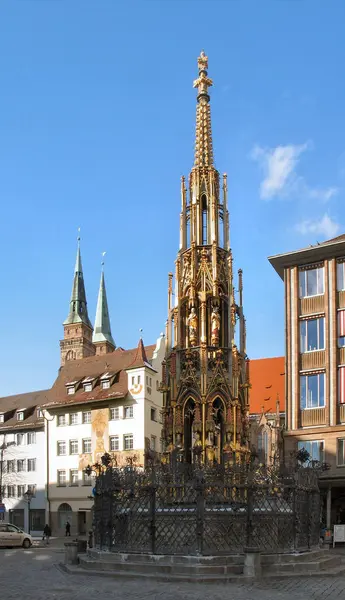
[
  {"left": 63, "top": 236, "right": 93, "bottom": 328},
  {"left": 92, "top": 259, "right": 115, "bottom": 348}
]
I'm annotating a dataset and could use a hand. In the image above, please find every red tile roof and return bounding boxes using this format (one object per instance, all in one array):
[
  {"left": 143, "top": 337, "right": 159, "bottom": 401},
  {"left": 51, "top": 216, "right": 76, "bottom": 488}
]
[
  {"left": 0, "top": 389, "right": 49, "bottom": 431},
  {"left": 44, "top": 342, "right": 156, "bottom": 409},
  {"left": 248, "top": 357, "right": 285, "bottom": 415}
]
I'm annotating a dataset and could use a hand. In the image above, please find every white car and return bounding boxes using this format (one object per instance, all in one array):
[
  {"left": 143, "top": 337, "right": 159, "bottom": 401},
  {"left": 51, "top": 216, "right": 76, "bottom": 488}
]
[{"left": 0, "top": 523, "right": 33, "bottom": 548}]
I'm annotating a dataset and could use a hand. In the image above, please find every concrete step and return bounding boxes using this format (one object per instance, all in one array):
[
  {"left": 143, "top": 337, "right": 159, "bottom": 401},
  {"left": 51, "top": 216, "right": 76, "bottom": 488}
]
[
  {"left": 263, "top": 555, "right": 342, "bottom": 575},
  {"left": 79, "top": 556, "right": 243, "bottom": 575},
  {"left": 261, "top": 549, "right": 330, "bottom": 565},
  {"left": 87, "top": 550, "right": 244, "bottom": 565}
]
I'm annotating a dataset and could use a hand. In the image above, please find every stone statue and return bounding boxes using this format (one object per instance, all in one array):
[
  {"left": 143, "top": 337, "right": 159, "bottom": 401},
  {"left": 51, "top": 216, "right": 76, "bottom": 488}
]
[
  {"left": 187, "top": 307, "right": 198, "bottom": 346},
  {"left": 211, "top": 306, "right": 220, "bottom": 346}
]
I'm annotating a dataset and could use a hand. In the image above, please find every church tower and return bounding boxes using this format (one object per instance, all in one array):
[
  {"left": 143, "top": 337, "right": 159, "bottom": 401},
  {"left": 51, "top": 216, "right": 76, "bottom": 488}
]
[
  {"left": 60, "top": 236, "right": 95, "bottom": 365},
  {"left": 92, "top": 261, "right": 116, "bottom": 355},
  {"left": 161, "top": 52, "right": 250, "bottom": 465}
]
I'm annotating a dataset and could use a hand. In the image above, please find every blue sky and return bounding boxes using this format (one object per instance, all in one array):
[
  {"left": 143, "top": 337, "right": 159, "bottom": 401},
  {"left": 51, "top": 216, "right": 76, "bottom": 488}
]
[{"left": 1, "top": 0, "right": 344, "bottom": 396}]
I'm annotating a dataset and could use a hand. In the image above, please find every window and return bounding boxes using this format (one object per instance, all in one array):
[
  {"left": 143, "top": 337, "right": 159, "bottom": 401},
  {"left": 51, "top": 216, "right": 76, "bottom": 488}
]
[
  {"left": 57, "top": 415, "right": 66, "bottom": 427},
  {"left": 102, "top": 380, "right": 110, "bottom": 390},
  {"left": 27, "top": 432, "right": 36, "bottom": 445},
  {"left": 16, "top": 433, "right": 25, "bottom": 446},
  {"left": 150, "top": 436, "right": 156, "bottom": 451},
  {"left": 131, "top": 376, "right": 135, "bottom": 385},
  {"left": 150, "top": 408, "right": 156, "bottom": 421},
  {"left": 17, "top": 485, "right": 25, "bottom": 498},
  {"left": 27, "top": 459, "right": 36, "bottom": 472},
  {"left": 57, "top": 470, "right": 66, "bottom": 486},
  {"left": 110, "top": 436, "right": 119, "bottom": 452},
  {"left": 67, "top": 386, "right": 75, "bottom": 395},
  {"left": 7, "top": 460, "right": 15, "bottom": 473},
  {"left": 201, "top": 194, "right": 208, "bottom": 244},
  {"left": 299, "top": 267, "right": 324, "bottom": 298},
  {"left": 30, "top": 509, "right": 45, "bottom": 532},
  {"left": 37, "top": 409, "right": 43, "bottom": 418},
  {"left": 146, "top": 376, "right": 149, "bottom": 385},
  {"left": 7, "top": 486, "right": 15, "bottom": 498},
  {"left": 298, "top": 440, "right": 324, "bottom": 463},
  {"left": 150, "top": 378, "right": 152, "bottom": 387},
  {"left": 83, "top": 383, "right": 92, "bottom": 392},
  {"left": 338, "top": 311, "right": 345, "bottom": 349},
  {"left": 124, "top": 406, "right": 134, "bottom": 419},
  {"left": 70, "top": 413, "right": 79, "bottom": 425},
  {"left": 27, "top": 484, "right": 36, "bottom": 497},
  {"left": 337, "top": 261, "right": 345, "bottom": 291},
  {"left": 124, "top": 434, "right": 133, "bottom": 450},
  {"left": 110, "top": 407, "right": 119, "bottom": 420},
  {"left": 300, "top": 373, "right": 325, "bottom": 409},
  {"left": 83, "top": 471, "right": 92, "bottom": 486},
  {"left": 17, "top": 459, "right": 25, "bottom": 472},
  {"left": 137, "top": 376, "right": 141, "bottom": 384},
  {"left": 82, "top": 438, "right": 91, "bottom": 454},
  {"left": 82, "top": 411, "right": 91, "bottom": 424},
  {"left": 0, "top": 414, "right": 4, "bottom": 423},
  {"left": 70, "top": 469, "right": 79, "bottom": 486},
  {"left": 300, "top": 318, "right": 325, "bottom": 352},
  {"left": 339, "top": 367, "right": 345, "bottom": 404},
  {"left": 69, "top": 440, "right": 79, "bottom": 455},
  {"left": 257, "top": 428, "right": 269, "bottom": 464},
  {"left": 57, "top": 441, "right": 66, "bottom": 456},
  {"left": 337, "top": 439, "right": 345, "bottom": 466},
  {"left": 17, "top": 411, "right": 24, "bottom": 421}
]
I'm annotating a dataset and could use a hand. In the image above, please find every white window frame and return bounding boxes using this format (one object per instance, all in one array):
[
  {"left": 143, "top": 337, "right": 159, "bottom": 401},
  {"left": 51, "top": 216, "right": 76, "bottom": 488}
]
[
  {"left": 17, "top": 459, "right": 26, "bottom": 472},
  {"left": 82, "top": 411, "right": 91, "bottom": 424},
  {"left": 17, "top": 433, "right": 25, "bottom": 446},
  {"left": 109, "top": 436, "right": 119, "bottom": 452},
  {"left": 337, "top": 261, "right": 345, "bottom": 292},
  {"left": 70, "top": 413, "right": 79, "bottom": 426},
  {"left": 124, "top": 434, "right": 134, "bottom": 450},
  {"left": 0, "top": 414, "right": 4, "bottom": 423},
  {"left": 150, "top": 435, "right": 156, "bottom": 451},
  {"left": 110, "top": 407, "right": 120, "bottom": 420},
  {"left": 299, "top": 266, "right": 324, "bottom": 298},
  {"left": 83, "top": 383, "right": 92, "bottom": 393},
  {"left": 298, "top": 440, "right": 324, "bottom": 464},
  {"left": 17, "top": 485, "right": 25, "bottom": 498},
  {"left": 82, "top": 438, "right": 92, "bottom": 454},
  {"left": 27, "top": 432, "right": 36, "bottom": 445},
  {"left": 124, "top": 406, "right": 134, "bottom": 419},
  {"left": 69, "top": 440, "right": 79, "bottom": 455},
  {"left": 27, "top": 458, "right": 36, "bottom": 472},
  {"left": 57, "top": 470, "right": 66, "bottom": 486},
  {"left": 102, "top": 380, "right": 110, "bottom": 390},
  {"left": 300, "top": 317, "right": 325, "bottom": 353},
  {"left": 67, "top": 386, "right": 75, "bottom": 395},
  {"left": 57, "top": 415, "right": 66, "bottom": 427},
  {"left": 57, "top": 441, "right": 66, "bottom": 456},
  {"left": 70, "top": 469, "right": 79, "bottom": 486},
  {"left": 17, "top": 412, "right": 24, "bottom": 421},
  {"left": 300, "top": 373, "right": 325, "bottom": 410},
  {"left": 7, "top": 485, "right": 15, "bottom": 498}
]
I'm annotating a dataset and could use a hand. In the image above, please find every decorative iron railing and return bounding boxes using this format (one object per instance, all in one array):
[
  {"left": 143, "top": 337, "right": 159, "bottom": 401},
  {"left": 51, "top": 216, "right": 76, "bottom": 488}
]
[{"left": 89, "top": 459, "right": 321, "bottom": 556}]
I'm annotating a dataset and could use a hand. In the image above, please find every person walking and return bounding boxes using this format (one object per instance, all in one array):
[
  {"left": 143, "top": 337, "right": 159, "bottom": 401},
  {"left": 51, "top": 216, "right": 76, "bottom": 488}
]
[
  {"left": 65, "top": 521, "right": 71, "bottom": 537},
  {"left": 43, "top": 524, "right": 51, "bottom": 545}
]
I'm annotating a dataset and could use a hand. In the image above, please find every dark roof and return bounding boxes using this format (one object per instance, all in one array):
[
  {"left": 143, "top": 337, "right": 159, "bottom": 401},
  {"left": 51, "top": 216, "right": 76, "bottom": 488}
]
[
  {"left": 44, "top": 342, "right": 156, "bottom": 409},
  {"left": 0, "top": 389, "right": 49, "bottom": 431},
  {"left": 126, "top": 338, "right": 157, "bottom": 371},
  {"left": 269, "top": 232, "right": 345, "bottom": 279}
]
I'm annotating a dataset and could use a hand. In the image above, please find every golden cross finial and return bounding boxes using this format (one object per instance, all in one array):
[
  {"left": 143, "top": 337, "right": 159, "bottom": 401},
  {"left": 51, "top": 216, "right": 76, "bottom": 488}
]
[
  {"left": 198, "top": 50, "right": 208, "bottom": 72},
  {"left": 193, "top": 51, "right": 214, "bottom": 167}
]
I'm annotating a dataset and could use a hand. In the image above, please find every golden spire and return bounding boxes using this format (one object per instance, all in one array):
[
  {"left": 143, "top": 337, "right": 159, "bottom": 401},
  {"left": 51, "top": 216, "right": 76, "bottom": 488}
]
[{"left": 193, "top": 50, "right": 214, "bottom": 167}]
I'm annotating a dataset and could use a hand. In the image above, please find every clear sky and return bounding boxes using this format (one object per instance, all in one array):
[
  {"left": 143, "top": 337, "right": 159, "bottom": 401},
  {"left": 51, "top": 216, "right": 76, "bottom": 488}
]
[{"left": 1, "top": 0, "right": 344, "bottom": 396}]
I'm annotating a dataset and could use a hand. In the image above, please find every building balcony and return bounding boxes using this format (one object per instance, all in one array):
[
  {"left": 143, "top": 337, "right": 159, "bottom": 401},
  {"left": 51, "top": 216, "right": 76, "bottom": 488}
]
[
  {"left": 299, "top": 294, "right": 325, "bottom": 316},
  {"left": 299, "top": 350, "right": 326, "bottom": 371},
  {"left": 300, "top": 407, "right": 327, "bottom": 427}
]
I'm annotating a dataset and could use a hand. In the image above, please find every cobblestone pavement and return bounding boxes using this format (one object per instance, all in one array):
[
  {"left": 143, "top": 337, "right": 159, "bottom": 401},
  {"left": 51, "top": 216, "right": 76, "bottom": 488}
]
[{"left": 2, "top": 548, "right": 345, "bottom": 600}]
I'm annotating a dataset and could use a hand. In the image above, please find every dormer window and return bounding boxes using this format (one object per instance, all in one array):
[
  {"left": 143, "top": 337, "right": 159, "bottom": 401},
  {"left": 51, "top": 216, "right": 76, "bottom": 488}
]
[
  {"left": 82, "top": 376, "right": 95, "bottom": 393},
  {"left": 67, "top": 386, "right": 75, "bottom": 395},
  {"left": 0, "top": 414, "right": 4, "bottom": 424},
  {"left": 100, "top": 371, "right": 115, "bottom": 390},
  {"left": 37, "top": 409, "right": 43, "bottom": 418},
  {"left": 65, "top": 380, "right": 79, "bottom": 395},
  {"left": 17, "top": 411, "right": 24, "bottom": 421},
  {"left": 84, "top": 383, "right": 92, "bottom": 392},
  {"left": 102, "top": 380, "right": 110, "bottom": 390}
]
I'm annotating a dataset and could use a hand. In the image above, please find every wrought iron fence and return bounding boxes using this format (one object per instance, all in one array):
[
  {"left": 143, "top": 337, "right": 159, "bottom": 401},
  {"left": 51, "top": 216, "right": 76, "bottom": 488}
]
[{"left": 91, "top": 461, "right": 321, "bottom": 555}]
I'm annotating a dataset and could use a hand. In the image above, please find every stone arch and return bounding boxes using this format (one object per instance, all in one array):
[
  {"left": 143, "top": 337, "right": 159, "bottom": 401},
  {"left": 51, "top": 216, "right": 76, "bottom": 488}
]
[
  {"left": 182, "top": 394, "right": 199, "bottom": 464},
  {"left": 257, "top": 425, "right": 269, "bottom": 465},
  {"left": 58, "top": 502, "right": 72, "bottom": 530}
]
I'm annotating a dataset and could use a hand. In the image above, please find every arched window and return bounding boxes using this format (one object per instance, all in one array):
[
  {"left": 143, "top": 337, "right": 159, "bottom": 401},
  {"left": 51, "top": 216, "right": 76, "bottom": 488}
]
[
  {"left": 201, "top": 195, "right": 208, "bottom": 244},
  {"left": 58, "top": 503, "right": 72, "bottom": 529},
  {"left": 258, "top": 427, "right": 269, "bottom": 464}
]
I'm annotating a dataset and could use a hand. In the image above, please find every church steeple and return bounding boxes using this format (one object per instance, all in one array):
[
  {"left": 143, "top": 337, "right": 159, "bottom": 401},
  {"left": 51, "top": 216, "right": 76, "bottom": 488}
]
[
  {"left": 161, "top": 52, "right": 250, "bottom": 466},
  {"left": 60, "top": 236, "right": 95, "bottom": 365},
  {"left": 93, "top": 260, "right": 116, "bottom": 355},
  {"left": 63, "top": 236, "right": 93, "bottom": 329}
]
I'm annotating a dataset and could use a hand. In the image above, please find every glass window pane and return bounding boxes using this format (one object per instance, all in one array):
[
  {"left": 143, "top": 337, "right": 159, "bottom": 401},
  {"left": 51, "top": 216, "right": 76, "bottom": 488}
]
[
  {"left": 319, "top": 373, "right": 325, "bottom": 407},
  {"left": 317, "top": 267, "right": 324, "bottom": 294},
  {"left": 307, "top": 320, "right": 318, "bottom": 351},
  {"left": 299, "top": 271, "right": 306, "bottom": 298},
  {"left": 300, "top": 376, "right": 306, "bottom": 409},
  {"left": 319, "top": 318, "right": 325, "bottom": 350},
  {"left": 337, "top": 263, "right": 345, "bottom": 291},
  {"left": 307, "top": 269, "right": 317, "bottom": 296},
  {"left": 300, "top": 321, "right": 307, "bottom": 353},
  {"left": 307, "top": 374, "right": 318, "bottom": 408}
]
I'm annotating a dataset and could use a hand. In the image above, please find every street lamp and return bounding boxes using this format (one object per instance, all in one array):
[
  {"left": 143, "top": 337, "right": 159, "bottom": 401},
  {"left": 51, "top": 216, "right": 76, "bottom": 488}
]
[{"left": 24, "top": 489, "right": 34, "bottom": 534}]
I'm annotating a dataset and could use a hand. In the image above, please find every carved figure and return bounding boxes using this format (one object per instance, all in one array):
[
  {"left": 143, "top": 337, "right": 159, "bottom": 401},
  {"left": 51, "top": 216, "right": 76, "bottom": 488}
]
[
  {"left": 211, "top": 306, "right": 221, "bottom": 346},
  {"left": 187, "top": 307, "right": 198, "bottom": 346}
]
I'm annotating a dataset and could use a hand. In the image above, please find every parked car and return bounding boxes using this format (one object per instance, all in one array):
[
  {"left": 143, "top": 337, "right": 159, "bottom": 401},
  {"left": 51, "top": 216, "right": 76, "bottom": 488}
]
[{"left": 0, "top": 523, "right": 32, "bottom": 548}]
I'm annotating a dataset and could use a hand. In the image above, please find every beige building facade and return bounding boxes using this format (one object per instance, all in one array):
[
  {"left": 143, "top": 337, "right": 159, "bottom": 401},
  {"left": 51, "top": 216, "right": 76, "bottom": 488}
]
[{"left": 270, "top": 234, "right": 345, "bottom": 527}]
